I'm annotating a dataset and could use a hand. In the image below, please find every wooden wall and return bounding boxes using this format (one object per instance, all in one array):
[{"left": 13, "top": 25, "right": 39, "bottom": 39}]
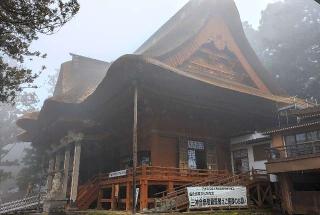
[
  {"left": 142, "top": 130, "right": 229, "bottom": 171},
  {"left": 271, "top": 134, "right": 283, "bottom": 148},
  {"left": 137, "top": 91, "right": 236, "bottom": 172},
  {"left": 149, "top": 134, "right": 178, "bottom": 167}
]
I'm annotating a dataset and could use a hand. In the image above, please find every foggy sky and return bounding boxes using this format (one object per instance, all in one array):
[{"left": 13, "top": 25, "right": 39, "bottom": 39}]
[{"left": 26, "top": 0, "right": 281, "bottom": 104}]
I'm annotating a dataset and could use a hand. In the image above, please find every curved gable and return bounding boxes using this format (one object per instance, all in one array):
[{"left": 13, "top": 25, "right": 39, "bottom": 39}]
[{"left": 135, "top": 0, "right": 281, "bottom": 95}]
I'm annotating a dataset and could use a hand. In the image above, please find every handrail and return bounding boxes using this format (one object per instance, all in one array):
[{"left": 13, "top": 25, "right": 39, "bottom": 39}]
[
  {"left": 153, "top": 170, "right": 229, "bottom": 198},
  {"left": 79, "top": 166, "right": 228, "bottom": 187},
  {"left": 0, "top": 193, "right": 45, "bottom": 214},
  {"left": 155, "top": 169, "right": 268, "bottom": 202},
  {"left": 267, "top": 140, "right": 320, "bottom": 160},
  {"left": 156, "top": 173, "right": 246, "bottom": 202},
  {"left": 153, "top": 170, "right": 268, "bottom": 212}
]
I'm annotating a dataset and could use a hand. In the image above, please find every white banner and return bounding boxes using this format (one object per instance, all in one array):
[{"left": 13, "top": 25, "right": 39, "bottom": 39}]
[
  {"left": 188, "top": 140, "right": 205, "bottom": 150},
  {"left": 135, "top": 188, "right": 139, "bottom": 208},
  {"left": 187, "top": 186, "right": 247, "bottom": 209},
  {"left": 109, "top": 169, "right": 127, "bottom": 178}
]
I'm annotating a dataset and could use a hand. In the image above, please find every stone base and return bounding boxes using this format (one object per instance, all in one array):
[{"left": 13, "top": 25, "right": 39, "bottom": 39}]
[{"left": 43, "top": 199, "right": 67, "bottom": 214}]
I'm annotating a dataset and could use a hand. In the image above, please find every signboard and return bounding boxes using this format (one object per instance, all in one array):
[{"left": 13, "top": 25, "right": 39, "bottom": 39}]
[
  {"left": 188, "top": 149, "right": 197, "bottom": 169},
  {"left": 188, "top": 140, "right": 205, "bottom": 150},
  {"left": 109, "top": 169, "right": 127, "bottom": 178},
  {"left": 135, "top": 188, "right": 139, "bottom": 208},
  {"left": 187, "top": 186, "right": 247, "bottom": 209}
]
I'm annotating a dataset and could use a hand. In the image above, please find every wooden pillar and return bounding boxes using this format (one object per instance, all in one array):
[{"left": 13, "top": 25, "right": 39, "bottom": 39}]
[
  {"left": 111, "top": 185, "right": 116, "bottom": 210},
  {"left": 62, "top": 148, "right": 71, "bottom": 198},
  {"left": 97, "top": 188, "right": 103, "bottom": 210},
  {"left": 70, "top": 142, "right": 81, "bottom": 205},
  {"left": 257, "top": 184, "right": 262, "bottom": 207},
  {"left": 46, "top": 158, "right": 55, "bottom": 192},
  {"left": 139, "top": 180, "right": 148, "bottom": 211},
  {"left": 132, "top": 84, "right": 138, "bottom": 214},
  {"left": 54, "top": 153, "right": 62, "bottom": 171},
  {"left": 168, "top": 181, "right": 174, "bottom": 193},
  {"left": 126, "top": 181, "right": 132, "bottom": 211},
  {"left": 280, "top": 173, "right": 293, "bottom": 215}
]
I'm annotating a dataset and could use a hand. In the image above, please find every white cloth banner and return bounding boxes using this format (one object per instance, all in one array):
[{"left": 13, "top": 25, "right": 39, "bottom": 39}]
[
  {"left": 109, "top": 169, "right": 127, "bottom": 178},
  {"left": 187, "top": 186, "right": 247, "bottom": 209}
]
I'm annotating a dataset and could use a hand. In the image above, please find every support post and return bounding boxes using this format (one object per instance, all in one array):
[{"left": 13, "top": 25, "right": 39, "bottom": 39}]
[
  {"left": 126, "top": 181, "right": 131, "bottom": 211},
  {"left": 43, "top": 153, "right": 65, "bottom": 213},
  {"left": 139, "top": 180, "right": 148, "bottom": 211},
  {"left": 111, "top": 185, "right": 116, "bottom": 210},
  {"left": 97, "top": 188, "right": 103, "bottom": 210},
  {"left": 70, "top": 142, "right": 81, "bottom": 206},
  {"left": 46, "top": 158, "right": 55, "bottom": 192},
  {"left": 257, "top": 184, "right": 262, "bottom": 207},
  {"left": 132, "top": 85, "right": 138, "bottom": 214},
  {"left": 168, "top": 181, "right": 174, "bottom": 193},
  {"left": 62, "top": 148, "right": 71, "bottom": 198},
  {"left": 280, "top": 174, "right": 293, "bottom": 215},
  {"left": 54, "top": 153, "right": 62, "bottom": 172}
]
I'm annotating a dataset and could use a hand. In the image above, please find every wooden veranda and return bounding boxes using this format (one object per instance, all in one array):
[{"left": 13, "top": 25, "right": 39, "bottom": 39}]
[
  {"left": 76, "top": 167, "right": 272, "bottom": 212},
  {"left": 76, "top": 166, "right": 229, "bottom": 210}
]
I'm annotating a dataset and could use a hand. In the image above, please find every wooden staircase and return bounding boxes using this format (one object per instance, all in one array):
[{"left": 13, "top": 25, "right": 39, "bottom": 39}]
[
  {"left": 153, "top": 170, "right": 271, "bottom": 212},
  {"left": 76, "top": 176, "right": 100, "bottom": 209}
]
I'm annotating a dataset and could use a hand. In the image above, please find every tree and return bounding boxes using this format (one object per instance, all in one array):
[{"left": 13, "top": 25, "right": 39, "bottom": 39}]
[
  {"left": 0, "top": 92, "right": 39, "bottom": 186},
  {"left": 243, "top": 0, "right": 320, "bottom": 101},
  {"left": 0, "top": 0, "right": 79, "bottom": 103},
  {"left": 15, "top": 70, "right": 59, "bottom": 192},
  {"left": 16, "top": 147, "right": 45, "bottom": 192}
]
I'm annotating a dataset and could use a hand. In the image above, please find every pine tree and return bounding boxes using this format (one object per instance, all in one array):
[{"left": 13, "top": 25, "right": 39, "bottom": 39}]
[{"left": 0, "top": 0, "right": 79, "bottom": 103}]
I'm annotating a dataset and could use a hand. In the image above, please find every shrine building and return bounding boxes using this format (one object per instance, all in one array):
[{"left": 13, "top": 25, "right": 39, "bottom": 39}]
[{"left": 16, "top": 0, "right": 311, "bottom": 212}]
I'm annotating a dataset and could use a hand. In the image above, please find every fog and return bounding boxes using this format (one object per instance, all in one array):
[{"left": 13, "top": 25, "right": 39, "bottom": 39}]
[
  {"left": 26, "top": 0, "right": 279, "bottom": 105},
  {"left": 1, "top": 0, "right": 319, "bottom": 204}
]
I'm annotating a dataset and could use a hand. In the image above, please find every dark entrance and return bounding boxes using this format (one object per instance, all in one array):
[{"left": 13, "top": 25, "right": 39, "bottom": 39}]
[{"left": 188, "top": 140, "right": 207, "bottom": 169}]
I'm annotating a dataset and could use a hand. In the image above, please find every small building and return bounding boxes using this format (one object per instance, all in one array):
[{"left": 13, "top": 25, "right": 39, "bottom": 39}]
[
  {"left": 265, "top": 106, "right": 320, "bottom": 214},
  {"left": 16, "top": 0, "right": 310, "bottom": 213},
  {"left": 230, "top": 132, "right": 271, "bottom": 174}
]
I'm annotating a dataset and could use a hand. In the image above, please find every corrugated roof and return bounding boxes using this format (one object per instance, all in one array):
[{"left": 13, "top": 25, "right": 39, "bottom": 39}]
[
  {"left": 231, "top": 132, "right": 270, "bottom": 145},
  {"left": 263, "top": 121, "right": 320, "bottom": 135}
]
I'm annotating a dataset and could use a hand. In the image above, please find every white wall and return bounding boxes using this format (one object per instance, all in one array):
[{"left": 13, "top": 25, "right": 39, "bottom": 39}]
[{"left": 230, "top": 141, "right": 277, "bottom": 182}]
